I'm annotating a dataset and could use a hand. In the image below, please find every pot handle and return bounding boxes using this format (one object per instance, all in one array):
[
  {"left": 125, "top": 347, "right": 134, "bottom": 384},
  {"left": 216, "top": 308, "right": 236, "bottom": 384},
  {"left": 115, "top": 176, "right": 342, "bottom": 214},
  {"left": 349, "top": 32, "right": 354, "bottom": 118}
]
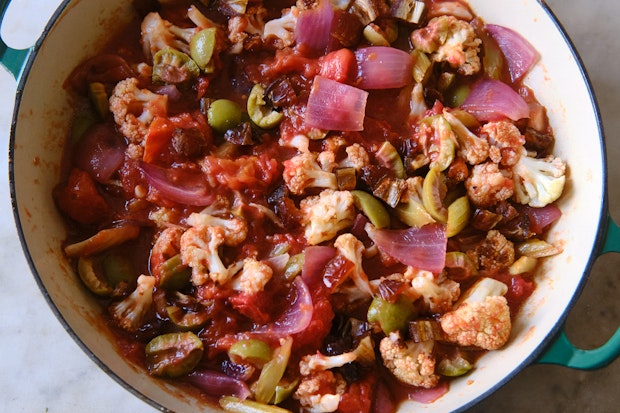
[
  {"left": 0, "top": 0, "right": 30, "bottom": 79},
  {"left": 537, "top": 215, "right": 620, "bottom": 369}
]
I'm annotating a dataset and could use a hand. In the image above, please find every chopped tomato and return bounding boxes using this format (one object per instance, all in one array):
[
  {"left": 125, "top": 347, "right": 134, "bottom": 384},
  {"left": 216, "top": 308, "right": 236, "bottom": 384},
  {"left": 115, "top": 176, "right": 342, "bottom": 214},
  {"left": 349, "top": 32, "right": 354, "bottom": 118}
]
[
  {"left": 143, "top": 117, "right": 175, "bottom": 163},
  {"left": 202, "top": 154, "right": 280, "bottom": 191},
  {"left": 292, "top": 294, "right": 334, "bottom": 354},
  {"left": 54, "top": 168, "right": 110, "bottom": 225},
  {"left": 338, "top": 374, "right": 375, "bottom": 413},
  {"left": 319, "top": 48, "right": 356, "bottom": 84}
]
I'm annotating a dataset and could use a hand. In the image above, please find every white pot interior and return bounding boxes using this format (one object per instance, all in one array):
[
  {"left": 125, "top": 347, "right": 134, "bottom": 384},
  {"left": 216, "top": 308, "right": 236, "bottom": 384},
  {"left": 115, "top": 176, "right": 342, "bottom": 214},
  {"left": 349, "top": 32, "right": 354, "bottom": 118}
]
[{"left": 9, "top": 0, "right": 605, "bottom": 412}]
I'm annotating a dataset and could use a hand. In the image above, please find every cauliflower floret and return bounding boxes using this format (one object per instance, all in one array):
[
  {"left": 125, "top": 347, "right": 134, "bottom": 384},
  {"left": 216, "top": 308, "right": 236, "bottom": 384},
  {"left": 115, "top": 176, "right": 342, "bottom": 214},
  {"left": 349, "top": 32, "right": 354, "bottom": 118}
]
[
  {"left": 186, "top": 210, "right": 248, "bottom": 247},
  {"left": 410, "top": 15, "right": 482, "bottom": 75},
  {"left": 299, "top": 351, "right": 358, "bottom": 376},
  {"left": 512, "top": 150, "right": 566, "bottom": 207},
  {"left": 440, "top": 281, "right": 511, "bottom": 351},
  {"left": 109, "top": 274, "right": 156, "bottom": 332},
  {"left": 405, "top": 267, "right": 460, "bottom": 314},
  {"left": 109, "top": 77, "right": 168, "bottom": 144},
  {"left": 338, "top": 143, "right": 370, "bottom": 171},
  {"left": 467, "top": 230, "right": 515, "bottom": 272},
  {"left": 228, "top": 6, "right": 267, "bottom": 54},
  {"left": 180, "top": 225, "right": 242, "bottom": 286},
  {"left": 263, "top": 6, "right": 299, "bottom": 48},
  {"left": 379, "top": 331, "right": 439, "bottom": 388},
  {"left": 283, "top": 152, "right": 339, "bottom": 195},
  {"left": 294, "top": 370, "right": 346, "bottom": 413},
  {"left": 141, "top": 6, "right": 218, "bottom": 60},
  {"left": 443, "top": 109, "right": 489, "bottom": 165},
  {"left": 465, "top": 162, "right": 514, "bottom": 208},
  {"left": 332, "top": 233, "right": 374, "bottom": 297},
  {"left": 480, "top": 120, "right": 526, "bottom": 166},
  {"left": 300, "top": 190, "right": 356, "bottom": 245},
  {"left": 229, "top": 258, "right": 273, "bottom": 294}
]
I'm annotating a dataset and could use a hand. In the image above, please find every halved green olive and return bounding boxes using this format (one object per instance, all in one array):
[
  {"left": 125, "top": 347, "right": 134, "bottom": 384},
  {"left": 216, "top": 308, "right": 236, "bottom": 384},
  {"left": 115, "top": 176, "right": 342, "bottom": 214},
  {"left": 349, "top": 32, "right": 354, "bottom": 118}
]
[
  {"left": 229, "top": 339, "right": 272, "bottom": 365},
  {"left": 376, "top": 141, "right": 405, "bottom": 179},
  {"left": 190, "top": 28, "right": 217, "bottom": 71},
  {"left": 208, "top": 99, "right": 243, "bottom": 133},
  {"left": 145, "top": 332, "right": 204, "bottom": 377},
  {"left": 508, "top": 255, "right": 538, "bottom": 275},
  {"left": 411, "top": 49, "right": 432, "bottom": 84},
  {"left": 446, "top": 196, "right": 470, "bottom": 237},
  {"left": 247, "top": 84, "right": 283, "bottom": 129},
  {"left": 152, "top": 47, "right": 200, "bottom": 84},
  {"left": 394, "top": 199, "right": 435, "bottom": 228},
  {"left": 166, "top": 305, "right": 210, "bottom": 331},
  {"left": 351, "top": 190, "right": 390, "bottom": 229},
  {"left": 77, "top": 256, "right": 113, "bottom": 296},
  {"left": 102, "top": 250, "right": 136, "bottom": 286},
  {"left": 516, "top": 238, "right": 563, "bottom": 258},
  {"left": 429, "top": 116, "right": 455, "bottom": 172},
  {"left": 88, "top": 82, "right": 109, "bottom": 118},
  {"left": 157, "top": 254, "right": 191, "bottom": 291},
  {"left": 422, "top": 166, "right": 448, "bottom": 223},
  {"left": 367, "top": 295, "right": 416, "bottom": 335}
]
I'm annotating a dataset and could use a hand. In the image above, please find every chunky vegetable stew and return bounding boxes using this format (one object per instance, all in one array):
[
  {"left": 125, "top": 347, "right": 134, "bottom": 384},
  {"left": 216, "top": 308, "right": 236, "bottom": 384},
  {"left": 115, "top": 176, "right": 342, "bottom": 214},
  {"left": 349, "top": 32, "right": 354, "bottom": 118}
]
[{"left": 55, "top": 0, "right": 567, "bottom": 411}]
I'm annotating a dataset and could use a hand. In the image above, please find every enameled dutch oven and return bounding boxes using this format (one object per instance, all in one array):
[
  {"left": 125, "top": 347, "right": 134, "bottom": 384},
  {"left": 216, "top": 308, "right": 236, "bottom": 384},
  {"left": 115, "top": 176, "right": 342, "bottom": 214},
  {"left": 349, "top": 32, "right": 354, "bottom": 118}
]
[{"left": 3, "top": 0, "right": 620, "bottom": 411}]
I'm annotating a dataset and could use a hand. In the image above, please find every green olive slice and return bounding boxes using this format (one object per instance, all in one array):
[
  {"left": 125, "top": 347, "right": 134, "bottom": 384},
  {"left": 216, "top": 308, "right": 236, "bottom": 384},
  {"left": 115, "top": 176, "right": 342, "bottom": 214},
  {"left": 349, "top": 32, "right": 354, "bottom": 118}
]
[
  {"left": 446, "top": 195, "right": 470, "bottom": 237},
  {"left": 166, "top": 305, "right": 210, "bottom": 331},
  {"left": 145, "top": 332, "right": 204, "bottom": 377},
  {"left": 190, "top": 28, "right": 217, "bottom": 71},
  {"left": 77, "top": 256, "right": 113, "bottom": 296},
  {"left": 367, "top": 295, "right": 416, "bottom": 335},
  {"left": 422, "top": 166, "right": 448, "bottom": 223},
  {"left": 152, "top": 48, "right": 200, "bottom": 84},
  {"left": 157, "top": 254, "right": 191, "bottom": 291},
  {"left": 247, "top": 84, "right": 284, "bottom": 129},
  {"left": 228, "top": 339, "right": 272, "bottom": 365},
  {"left": 351, "top": 190, "right": 390, "bottom": 229}
]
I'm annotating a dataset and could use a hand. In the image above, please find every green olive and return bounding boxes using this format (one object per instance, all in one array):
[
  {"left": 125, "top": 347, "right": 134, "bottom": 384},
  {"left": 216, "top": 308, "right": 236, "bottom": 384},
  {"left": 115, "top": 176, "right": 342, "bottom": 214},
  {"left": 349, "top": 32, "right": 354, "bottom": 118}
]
[
  {"left": 207, "top": 99, "right": 242, "bottom": 133},
  {"left": 367, "top": 295, "right": 416, "bottom": 335},
  {"left": 166, "top": 305, "right": 210, "bottom": 331},
  {"left": 351, "top": 190, "right": 390, "bottom": 229},
  {"left": 77, "top": 256, "right": 113, "bottom": 296},
  {"left": 102, "top": 250, "right": 136, "bottom": 286},
  {"left": 247, "top": 84, "right": 283, "bottom": 129},
  {"left": 437, "top": 355, "right": 473, "bottom": 377},
  {"left": 229, "top": 339, "right": 272, "bottom": 365},
  {"left": 88, "top": 82, "right": 109, "bottom": 118},
  {"left": 190, "top": 28, "right": 217, "bottom": 71},
  {"left": 145, "top": 332, "right": 204, "bottom": 377},
  {"left": 508, "top": 255, "right": 538, "bottom": 275},
  {"left": 446, "top": 195, "right": 470, "bottom": 237},
  {"left": 422, "top": 166, "right": 448, "bottom": 223},
  {"left": 152, "top": 47, "right": 200, "bottom": 84},
  {"left": 157, "top": 254, "right": 191, "bottom": 291}
]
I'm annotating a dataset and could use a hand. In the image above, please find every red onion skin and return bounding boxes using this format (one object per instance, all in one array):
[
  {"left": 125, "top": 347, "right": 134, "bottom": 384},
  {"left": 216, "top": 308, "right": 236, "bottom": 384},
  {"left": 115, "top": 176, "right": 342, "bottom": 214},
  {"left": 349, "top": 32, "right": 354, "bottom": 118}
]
[
  {"left": 355, "top": 47, "right": 414, "bottom": 90},
  {"left": 140, "top": 162, "right": 215, "bottom": 206},
  {"left": 461, "top": 79, "right": 530, "bottom": 122},
  {"left": 185, "top": 370, "right": 251, "bottom": 400},
  {"left": 486, "top": 24, "right": 540, "bottom": 84},
  {"left": 74, "top": 123, "right": 125, "bottom": 183},
  {"left": 305, "top": 75, "right": 369, "bottom": 131},
  {"left": 518, "top": 204, "right": 562, "bottom": 234},
  {"left": 301, "top": 245, "right": 337, "bottom": 289},
  {"left": 367, "top": 224, "right": 448, "bottom": 273},
  {"left": 295, "top": 0, "right": 334, "bottom": 55}
]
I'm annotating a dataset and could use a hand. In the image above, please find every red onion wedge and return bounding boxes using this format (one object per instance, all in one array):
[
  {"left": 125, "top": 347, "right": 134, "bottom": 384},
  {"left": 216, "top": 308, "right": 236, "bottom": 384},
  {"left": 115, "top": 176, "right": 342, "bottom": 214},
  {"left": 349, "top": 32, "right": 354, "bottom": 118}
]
[
  {"left": 518, "top": 204, "right": 562, "bottom": 234},
  {"left": 461, "top": 79, "right": 529, "bottom": 122},
  {"left": 366, "top": 223, "right": 447, "bottom": 273},
  {"left": 140, "top": 162, "right": 215, "bottom": 206},
  {"left": 295, "top": 0, "right": 334, "bottom": 54},
  {"left": 74, "top": 123, "right": 125, "bottom": 183},
  {"left": 301, "top": 245, "right": 337, "bottom": 289},
  {"left": 355, "top": 47, "right": 413, "bottom": 89},
  {"left": 251, "top": 277, "right": 313, "bottom": 338},
  {"left": 185, "top": 370, "right": 251, "bottom": 400},
  {"left": 305, "top": 75, "right": 368, "bottom": 131},
  {"left": 486, "top": 24, "right": 540, "bottom": 84}
]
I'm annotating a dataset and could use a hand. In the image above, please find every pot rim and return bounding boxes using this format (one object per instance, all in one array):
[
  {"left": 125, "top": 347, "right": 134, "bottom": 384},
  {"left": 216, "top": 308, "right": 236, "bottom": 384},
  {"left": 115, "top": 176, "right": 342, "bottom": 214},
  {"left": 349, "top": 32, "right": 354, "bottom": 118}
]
[{"left": 5, "top": 0, "right": 610, "bottom": 411}]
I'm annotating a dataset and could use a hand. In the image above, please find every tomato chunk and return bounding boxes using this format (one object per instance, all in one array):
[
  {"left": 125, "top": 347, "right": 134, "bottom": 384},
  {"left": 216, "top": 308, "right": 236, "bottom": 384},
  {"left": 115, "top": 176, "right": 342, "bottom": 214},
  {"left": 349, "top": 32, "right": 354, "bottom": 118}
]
[{"left": 54, "top": 168, "right": 110, "bottom": 225}]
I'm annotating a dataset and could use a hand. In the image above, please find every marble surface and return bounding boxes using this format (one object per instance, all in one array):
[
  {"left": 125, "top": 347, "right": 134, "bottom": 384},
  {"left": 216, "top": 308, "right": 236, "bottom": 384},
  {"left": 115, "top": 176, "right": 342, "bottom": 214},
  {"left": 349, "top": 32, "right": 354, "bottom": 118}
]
[{"left": 0, "top": 0, "right": 618, "bottom": 412}]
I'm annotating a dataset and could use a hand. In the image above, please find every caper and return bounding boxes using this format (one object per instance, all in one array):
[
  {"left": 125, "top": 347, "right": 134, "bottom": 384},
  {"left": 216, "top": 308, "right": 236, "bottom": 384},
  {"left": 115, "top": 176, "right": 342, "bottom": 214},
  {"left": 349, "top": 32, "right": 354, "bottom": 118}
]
[
  {"left": 145, "top": 332, "right": 204, "bottom": 377},
  {"left": 190, "top": 28, "right": 217, "bottom": 71},
  {"left": 351, "top": 190, "right": 391, "bottom": 229},
  {"left": 247, "top": 84, "right": 283, "bottom": 129},
  {"left": 367, "top": 295, "right": 416, "bottom": 335},
  {"left": 207, "top": 99, "right": 242, "bottom": 133}
]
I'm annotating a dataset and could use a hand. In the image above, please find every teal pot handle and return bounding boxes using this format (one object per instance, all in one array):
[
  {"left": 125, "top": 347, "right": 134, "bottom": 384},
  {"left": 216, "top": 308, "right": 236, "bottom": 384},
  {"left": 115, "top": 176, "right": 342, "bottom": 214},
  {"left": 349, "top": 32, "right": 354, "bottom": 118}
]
[
  {"left": 538, "top": 215, "right": 620, "bottom": 369},
  {"left": 0, "top": 0, "right": 31, "bottom": 79}
]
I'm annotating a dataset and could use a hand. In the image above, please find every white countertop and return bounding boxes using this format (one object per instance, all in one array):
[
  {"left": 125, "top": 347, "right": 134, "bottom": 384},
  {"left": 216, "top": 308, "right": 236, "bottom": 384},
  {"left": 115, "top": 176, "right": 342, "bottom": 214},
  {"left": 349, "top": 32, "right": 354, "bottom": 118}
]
[{"left": 1, "top": 1, "right": 618, "bottom": 412}]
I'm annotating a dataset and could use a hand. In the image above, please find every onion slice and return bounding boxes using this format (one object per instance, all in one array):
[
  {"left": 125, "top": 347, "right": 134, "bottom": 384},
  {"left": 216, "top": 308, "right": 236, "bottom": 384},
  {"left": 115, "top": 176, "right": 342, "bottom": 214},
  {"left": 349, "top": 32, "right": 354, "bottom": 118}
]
[
  {"left": 305, "top": 75, "right": 368, "bottom": 131},
  {"left": 251, "top": 277, "right": 313, "bottom": 338},
  {"left": 74, "top": 123, "right": 125, "bottom": 183},
  {"left": 486, "top": 24, "right": 540, "bottom": 83},
  {"left": 460, "top": 79, "right": 529, "bottom": 122},
  {"left": 295, "top": 0, "right": 334, "bottom": 54},
  {"left": 140, "top": 162, "right": 215, "bottom": 206},
  {"left": 355, "top": 47, "right": 413, "bottom": 89},
  {"left": 185, "top": 370, "right": 251, "bottom": 400},
  {"left": 366, "top": 223, "right": 447, "bottom": 273}
]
